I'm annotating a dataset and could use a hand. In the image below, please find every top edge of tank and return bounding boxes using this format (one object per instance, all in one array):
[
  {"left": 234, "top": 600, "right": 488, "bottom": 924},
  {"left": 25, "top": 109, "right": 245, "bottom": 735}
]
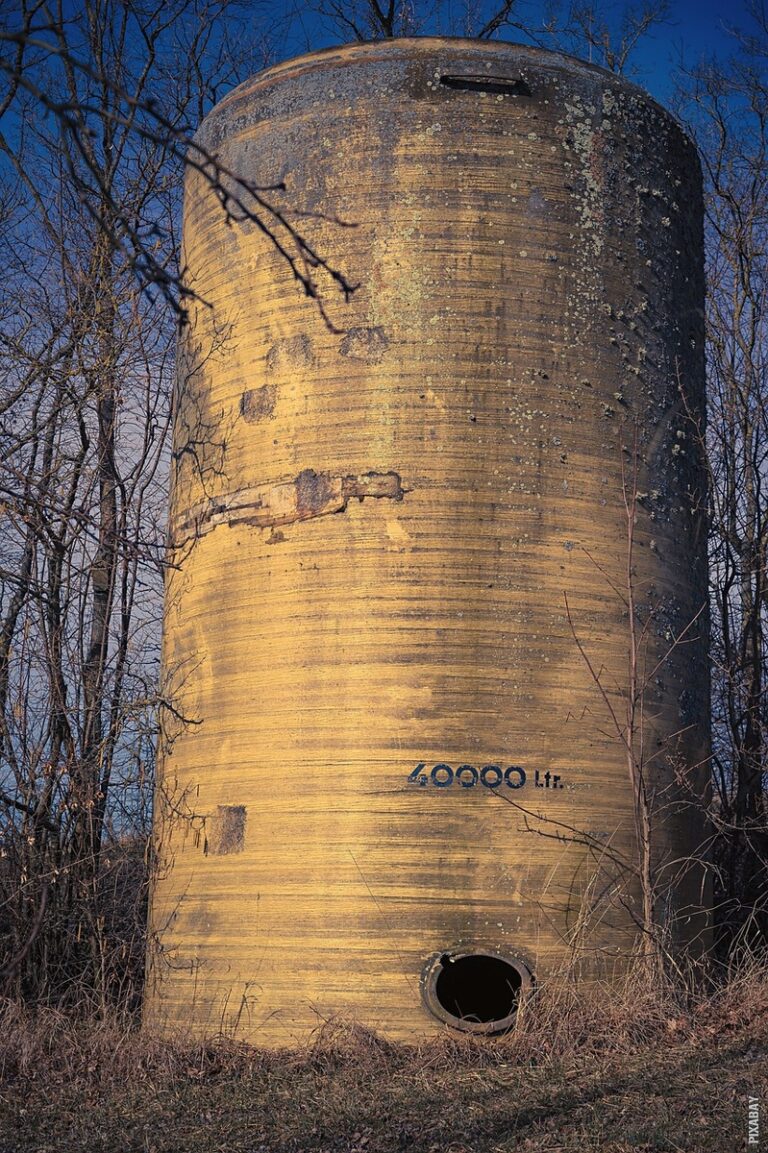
[{"left": 193, "top": 36, "right": 690, "bottom": 147}]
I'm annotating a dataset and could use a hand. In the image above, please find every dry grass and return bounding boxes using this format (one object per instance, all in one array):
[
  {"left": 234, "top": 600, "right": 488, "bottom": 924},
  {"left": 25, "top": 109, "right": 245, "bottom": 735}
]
[{"left": 0, "top": 962, "right": 766, "bottom": 1152}]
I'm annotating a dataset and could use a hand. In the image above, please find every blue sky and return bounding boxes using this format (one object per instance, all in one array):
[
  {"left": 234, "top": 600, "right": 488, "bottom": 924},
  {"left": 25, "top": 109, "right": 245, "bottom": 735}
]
[
  {"left": 621, "top": 0, "right": 753, "bottom": 102},
  {"left": 268, "top": 0, "right": 758, "bottom": 110}
]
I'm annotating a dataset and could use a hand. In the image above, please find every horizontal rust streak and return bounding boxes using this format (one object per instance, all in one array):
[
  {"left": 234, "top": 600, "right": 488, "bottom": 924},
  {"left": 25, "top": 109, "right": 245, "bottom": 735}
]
[
  {"left": 172, "top": 469, "right": 406, "bottom": 542},
  {"left": 342, "top": 472, "right": 404, "bottom": 502}
]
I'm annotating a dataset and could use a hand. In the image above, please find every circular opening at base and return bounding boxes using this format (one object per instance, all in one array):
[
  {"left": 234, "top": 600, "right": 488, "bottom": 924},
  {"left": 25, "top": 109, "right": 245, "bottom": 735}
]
[{"left": 424, "top": 951, "right": 532, "bottom": 1034}]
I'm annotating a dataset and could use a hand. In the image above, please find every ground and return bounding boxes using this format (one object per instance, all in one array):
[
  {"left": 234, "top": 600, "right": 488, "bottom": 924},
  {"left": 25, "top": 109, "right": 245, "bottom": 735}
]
[{"left": 1, "top": 968, "right": 765, "bottom": 1152}]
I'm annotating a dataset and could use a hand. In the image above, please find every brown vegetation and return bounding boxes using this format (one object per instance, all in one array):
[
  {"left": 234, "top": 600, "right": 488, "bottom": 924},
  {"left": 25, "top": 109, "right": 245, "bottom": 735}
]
[{"left": 1, "top": 959, "right": 766, "bottom": 1151}]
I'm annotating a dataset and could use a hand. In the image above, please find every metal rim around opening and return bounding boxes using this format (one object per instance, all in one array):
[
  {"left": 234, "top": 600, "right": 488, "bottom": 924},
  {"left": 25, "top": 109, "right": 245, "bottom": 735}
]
[{"left": 421, "top": 949, "right": 534, "bottom": 1035}]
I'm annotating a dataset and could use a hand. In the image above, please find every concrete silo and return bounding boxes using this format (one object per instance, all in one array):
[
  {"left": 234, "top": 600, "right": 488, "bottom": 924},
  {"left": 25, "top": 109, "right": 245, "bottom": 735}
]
[{"left": 145, "top": 39, "right": 710, "bottom": 1044}]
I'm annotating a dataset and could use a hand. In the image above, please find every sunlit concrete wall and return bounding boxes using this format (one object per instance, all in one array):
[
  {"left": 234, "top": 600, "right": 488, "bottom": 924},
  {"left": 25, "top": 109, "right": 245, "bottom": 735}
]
[{"left": 146, "top": 39, "right": 710, "bottom": 1046}]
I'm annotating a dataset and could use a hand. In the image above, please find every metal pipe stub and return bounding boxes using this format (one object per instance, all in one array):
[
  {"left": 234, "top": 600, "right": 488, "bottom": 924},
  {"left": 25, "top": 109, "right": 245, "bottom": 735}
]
[{"left": 422, "top": 950, "right": 534, "bottom": 1035}]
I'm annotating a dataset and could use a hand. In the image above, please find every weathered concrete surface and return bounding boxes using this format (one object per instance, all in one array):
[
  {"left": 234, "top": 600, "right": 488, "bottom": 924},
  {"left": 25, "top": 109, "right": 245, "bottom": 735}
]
[{"left": 147, "top": 39, "right": 710, "bottom": 1046}]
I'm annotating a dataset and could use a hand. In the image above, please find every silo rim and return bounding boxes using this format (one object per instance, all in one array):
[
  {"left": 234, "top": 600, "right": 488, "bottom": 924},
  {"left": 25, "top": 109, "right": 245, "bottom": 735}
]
[{"left": 196, "top": 36, "right": 692, "bottom": 150}]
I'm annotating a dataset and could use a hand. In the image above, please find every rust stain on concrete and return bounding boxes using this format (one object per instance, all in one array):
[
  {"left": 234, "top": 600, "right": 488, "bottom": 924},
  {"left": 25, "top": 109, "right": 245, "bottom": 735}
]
[
  {"left": 339, "top": 326, "right": 390, "bottom": 363},
  {"left": 266, "top": 334, "right": 313, "bottom": 372},
  {"left": 240, "top": 384, "right": 277, "bottom": 422},
  {"left": 172, "top": 469, "right": 406, "bottom": 541},
  {"left": 207, "top": 805, "right": 247, "bottom": 855}
]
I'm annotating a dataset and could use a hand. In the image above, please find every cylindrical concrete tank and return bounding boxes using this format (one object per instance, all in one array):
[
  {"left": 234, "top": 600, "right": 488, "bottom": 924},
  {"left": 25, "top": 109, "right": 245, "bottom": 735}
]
[{"left": 146, "top": 39, "right": 710, "bottom": 1045}]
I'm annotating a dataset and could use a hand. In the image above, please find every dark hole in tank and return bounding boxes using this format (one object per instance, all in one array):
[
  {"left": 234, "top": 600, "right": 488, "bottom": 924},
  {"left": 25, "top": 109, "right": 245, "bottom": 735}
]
[
  {"left": 439, "top": 74, "right": 531, "bottom": 97},
  {"left": 434, "top": 953, "right": 524, "bottom": 1024}
]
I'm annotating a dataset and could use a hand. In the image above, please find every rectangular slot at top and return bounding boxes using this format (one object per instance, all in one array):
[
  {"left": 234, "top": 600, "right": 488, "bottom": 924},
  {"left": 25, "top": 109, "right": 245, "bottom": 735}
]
[{"left": 439, "top": 74, "right": 531, "bottom": 96}]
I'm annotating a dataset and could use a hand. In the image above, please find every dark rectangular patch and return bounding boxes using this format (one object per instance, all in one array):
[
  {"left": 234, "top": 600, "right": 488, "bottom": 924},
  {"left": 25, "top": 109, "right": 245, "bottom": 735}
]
[{"left": 210, "top": 804, "right": 246, "bottom": 854}]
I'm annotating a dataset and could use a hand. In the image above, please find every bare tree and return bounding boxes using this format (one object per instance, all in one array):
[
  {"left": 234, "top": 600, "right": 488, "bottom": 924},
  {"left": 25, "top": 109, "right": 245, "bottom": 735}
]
[
  {"left": 307, "top": 0, "right": 540, "bottom": 44},
  {"left": 678, "top": 9, "right": 768, "bottom": 955},
  {"left": 303, "top": 0, "right": 671, "bottom": 71},
  {"left": 0, "top": 1, "right": 354, "bottom": 314},
  {"left": 550, "top": 0, "right": 671, "bottom": 74},
  {"left": 0, "top": 0, "right": 283, "bottom": 1007}
]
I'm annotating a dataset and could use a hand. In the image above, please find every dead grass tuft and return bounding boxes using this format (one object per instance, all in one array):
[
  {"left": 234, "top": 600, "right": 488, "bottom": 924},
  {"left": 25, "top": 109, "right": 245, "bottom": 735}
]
[{"left": 304, "top": 1017, "right": 409, "bottom": 1074}]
